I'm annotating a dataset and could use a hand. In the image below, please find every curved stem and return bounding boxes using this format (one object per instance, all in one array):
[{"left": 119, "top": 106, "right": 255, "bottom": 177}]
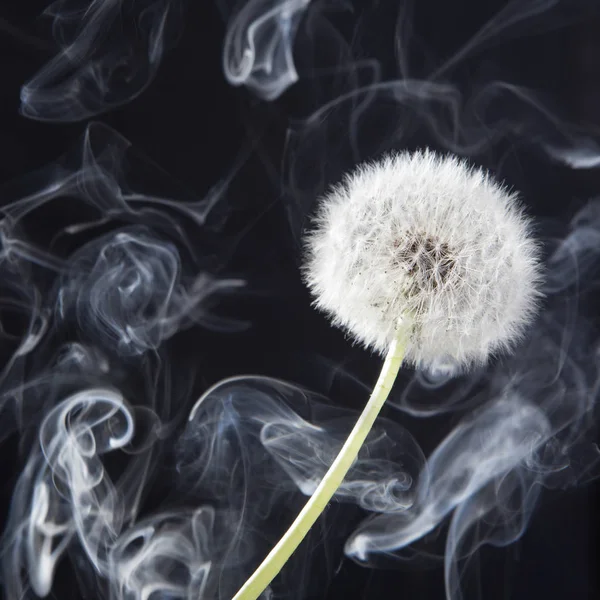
[{"left": 232, "top": 331, "right": 409, "bottom": 600}]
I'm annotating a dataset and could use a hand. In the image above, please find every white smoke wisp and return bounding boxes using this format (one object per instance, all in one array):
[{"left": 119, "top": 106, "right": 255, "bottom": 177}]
[
  {"left": 0, "top": 124, "right": 250, "bottom": 597},
  {"left": 3, "top": 389, "right": 138, "bottom": 597},
  {"left": 108, "top": 507, "right": 220, "bottom": 600},
  {"left": 220, "top": 0, "right": 312, "bottom": 100},
  {"left": 56, "top": 226, "right": 245, "bottom": 357},
  {"left": 185, "top": 376, "right": 425, "bottom": 514},
  {"left": 175, "top": 376, "right": 425, "bottom": 599},
  {"left": 0, "top": 121, "right": 247, "bottom": 437},
  {"left": 20, "top": 0, "right": 185, "bottom": 122}
]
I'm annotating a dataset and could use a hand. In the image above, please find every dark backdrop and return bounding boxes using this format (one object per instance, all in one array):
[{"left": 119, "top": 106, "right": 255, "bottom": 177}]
[{"left": 0, "top": 1, "right": 599, "bottom": 599}]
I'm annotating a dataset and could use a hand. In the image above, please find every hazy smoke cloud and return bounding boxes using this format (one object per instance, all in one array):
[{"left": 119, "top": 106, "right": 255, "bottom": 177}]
[{"left": 20, "top": 0, "right": 184, "bottom": 121}]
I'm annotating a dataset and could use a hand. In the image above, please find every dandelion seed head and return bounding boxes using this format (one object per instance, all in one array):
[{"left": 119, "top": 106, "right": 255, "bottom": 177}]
[{"left": 303, "top": 150, "right": 543, "bottom": 369}]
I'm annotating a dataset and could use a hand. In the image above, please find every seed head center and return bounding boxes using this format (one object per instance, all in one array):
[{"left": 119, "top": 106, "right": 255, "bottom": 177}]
[{"left": 395, "top": 232, "right": 456, "bottom": 292}]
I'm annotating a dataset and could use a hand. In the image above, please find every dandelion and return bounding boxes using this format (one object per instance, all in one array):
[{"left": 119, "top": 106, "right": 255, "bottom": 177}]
[
  {"left": 233, "top": 150, "right": 543, "bottom": 600},
  {"left": 305, "top": 150, "right": 542, "bottom": 369}
]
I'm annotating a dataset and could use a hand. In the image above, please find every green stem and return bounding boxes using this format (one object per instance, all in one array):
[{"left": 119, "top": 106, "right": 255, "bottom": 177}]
[{"left": 232, "top": 331, "right": 409, "bottom": 600}]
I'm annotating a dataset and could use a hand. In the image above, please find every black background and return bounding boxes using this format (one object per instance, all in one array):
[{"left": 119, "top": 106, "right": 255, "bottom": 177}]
[{"left": 1, "top": 1, "right": 599, "bottom": 599}]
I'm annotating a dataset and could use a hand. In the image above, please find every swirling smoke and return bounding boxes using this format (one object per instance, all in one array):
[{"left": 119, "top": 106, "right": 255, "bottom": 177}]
[{"left": 1, "top": 1, "right": 600, "bottom": 599}]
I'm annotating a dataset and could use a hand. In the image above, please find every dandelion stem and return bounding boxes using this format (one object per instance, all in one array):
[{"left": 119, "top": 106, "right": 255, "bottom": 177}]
[{"left": 231, "top": 325, "right": 410, "bottom": 600}]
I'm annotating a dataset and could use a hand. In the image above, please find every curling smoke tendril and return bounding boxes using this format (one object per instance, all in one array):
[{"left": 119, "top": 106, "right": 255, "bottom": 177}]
[
  {"left": 20, "top": 0, "right": 185, "bottom": 122},
  {"left": 221, "top": 0, "right": 312, "bottom": 101},
  {"left": 57, "top": 227, "right": 244, "bottom": 357}
]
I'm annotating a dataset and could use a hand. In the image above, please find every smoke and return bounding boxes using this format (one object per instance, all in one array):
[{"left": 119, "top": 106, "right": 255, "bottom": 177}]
[
  {"left": 173, "top": 375, "right": 425, "bottom": 599},
  {"left": 0, "top": 120, "right": 247, "bottom": 598},
  {"left": 20, "top": 0, "right": 185, "bottom": 122},
  {"left": 5, "top": 388, "right": 141, "bottom": 597},
  {"left": 2, "top": 1, "right": 600, "bottom": 600},
  {"left": 221, "top": 0, "right": 312, "bottom": 100}
]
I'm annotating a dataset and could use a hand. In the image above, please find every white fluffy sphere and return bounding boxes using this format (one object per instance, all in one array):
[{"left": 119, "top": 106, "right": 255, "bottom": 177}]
[{"left": 303, "top": 150, "right": 543, "bottom": 369}]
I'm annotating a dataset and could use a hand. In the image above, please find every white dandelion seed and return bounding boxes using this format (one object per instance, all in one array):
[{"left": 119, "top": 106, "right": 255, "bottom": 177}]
[
  {"left": 303, "top": 149, "right": 543, "bottom": 369},
  {"left": 233, "top": 150, "right": 543, "bottom": 600}
]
